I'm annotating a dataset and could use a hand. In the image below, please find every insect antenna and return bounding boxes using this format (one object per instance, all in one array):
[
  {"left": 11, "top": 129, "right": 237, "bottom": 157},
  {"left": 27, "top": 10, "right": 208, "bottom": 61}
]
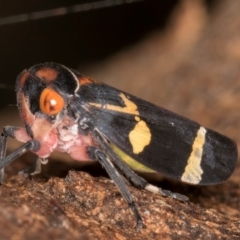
[{"left": 0, "top": 0, "right": 144, "bottom": 26}]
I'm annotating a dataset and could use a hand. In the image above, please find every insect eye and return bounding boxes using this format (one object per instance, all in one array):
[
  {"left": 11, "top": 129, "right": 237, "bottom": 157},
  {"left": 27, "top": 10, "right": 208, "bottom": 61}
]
[{"left": 40, "top": 88, "right": 64, "bottom": 115}]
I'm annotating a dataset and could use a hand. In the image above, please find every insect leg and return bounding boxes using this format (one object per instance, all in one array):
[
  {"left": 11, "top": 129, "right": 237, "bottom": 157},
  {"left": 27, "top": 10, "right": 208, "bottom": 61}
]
[
  {"left": 0, "top": 126, "right": 40, "bottom": 183},
  {"left": 18, "top": 156, "right": 43, "bottom": 177},
  {"left": 91, "top": 128, "right": 189, "bottom": 203},
  {"left": 0, "top": 127, "right": 8, "bottom": 183},
  {"left": 88, "top": 146, "right": 145, "bottom": 230}
]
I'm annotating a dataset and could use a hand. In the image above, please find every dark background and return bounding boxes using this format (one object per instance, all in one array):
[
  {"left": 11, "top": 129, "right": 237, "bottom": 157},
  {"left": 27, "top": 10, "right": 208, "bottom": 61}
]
[
  {"left": 0, "top": 0, "right": 215, "bottom": 107},
  {"left": 1, "top": 0, "right": 178, "bottom": 83}
]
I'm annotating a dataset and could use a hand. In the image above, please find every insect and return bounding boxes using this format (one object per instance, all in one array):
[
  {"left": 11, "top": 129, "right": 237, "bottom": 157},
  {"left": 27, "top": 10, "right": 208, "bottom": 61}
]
[{"left": 0, "top": 62, "right": 237, "bottom": 228}]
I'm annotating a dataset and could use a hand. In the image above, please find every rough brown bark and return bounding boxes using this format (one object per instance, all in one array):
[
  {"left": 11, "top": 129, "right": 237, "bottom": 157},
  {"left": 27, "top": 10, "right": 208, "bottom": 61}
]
[{"left": 0, "top": 171, "right": 239, "bottom": 240}]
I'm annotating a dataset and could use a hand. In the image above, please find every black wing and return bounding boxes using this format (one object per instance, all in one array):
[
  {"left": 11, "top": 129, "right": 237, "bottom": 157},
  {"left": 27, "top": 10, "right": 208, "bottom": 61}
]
[{"left": 76, "top": 80, "right": 237, "bottom": 185}]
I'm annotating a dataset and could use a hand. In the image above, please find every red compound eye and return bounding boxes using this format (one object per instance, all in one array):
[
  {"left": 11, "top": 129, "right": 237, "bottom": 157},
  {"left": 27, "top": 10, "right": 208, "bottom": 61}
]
[{"left": 40, "top": 88, "right": 64, "bottom": 115}]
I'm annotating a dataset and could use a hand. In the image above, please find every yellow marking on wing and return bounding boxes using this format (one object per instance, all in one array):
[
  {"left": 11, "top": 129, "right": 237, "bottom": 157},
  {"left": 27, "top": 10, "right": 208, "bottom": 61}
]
[
  {"left": 89, "top": 92, "right": 151, "bottom": 154},
  {"left": 135, "top": 116, "right": 140, "bottom": 121},
  {"left": 129, "top": 119, "right": 151, "bottom": 154},
  {"left": 88, "top": 93, "right": 139, "bottom": 115},
  {"left": 110, "top": 143, "right": 155, "bottom": 172},
  {"left": 181, "top": 126, "right": 206, "bottom": 184}
]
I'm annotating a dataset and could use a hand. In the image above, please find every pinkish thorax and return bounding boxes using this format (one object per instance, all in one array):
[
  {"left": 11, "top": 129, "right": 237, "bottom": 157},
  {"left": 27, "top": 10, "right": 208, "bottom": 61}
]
[{"left": 14, "top": 116, "right": 94, "bottom": 161}]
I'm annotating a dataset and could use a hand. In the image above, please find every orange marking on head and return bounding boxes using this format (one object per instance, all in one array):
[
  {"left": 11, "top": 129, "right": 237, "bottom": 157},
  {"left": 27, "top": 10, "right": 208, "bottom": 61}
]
[
  {"left": 78, "top": 77, "right": 98, "bottom": 85},
  {"left": 40, "top": 88, "right": 64, "bottom": 115},
  {"left": 35, "top": 67, "right": 59, "bottom": 82},
  {"left": 19, "top": 71, "right": 30, "bottom": 88}
]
